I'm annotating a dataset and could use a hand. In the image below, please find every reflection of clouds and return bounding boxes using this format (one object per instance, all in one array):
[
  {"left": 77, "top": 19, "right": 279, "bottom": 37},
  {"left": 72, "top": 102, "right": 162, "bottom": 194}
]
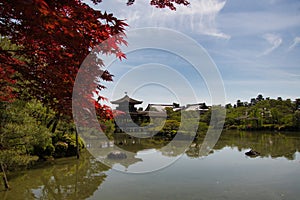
[{"left": 259, "top": 33, "right": 282, "bottom": 56}]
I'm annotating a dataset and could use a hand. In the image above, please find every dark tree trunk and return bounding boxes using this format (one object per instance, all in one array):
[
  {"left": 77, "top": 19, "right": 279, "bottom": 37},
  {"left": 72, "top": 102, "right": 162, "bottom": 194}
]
[
  {"left": 51, "top": 113, "right": 60, "bottom": 133},
  {"left": 76, "top": 130, "right": 79, "bottom": 159},
  {"left": 1, "top": 163, "right": 10, "bottom": 190}
]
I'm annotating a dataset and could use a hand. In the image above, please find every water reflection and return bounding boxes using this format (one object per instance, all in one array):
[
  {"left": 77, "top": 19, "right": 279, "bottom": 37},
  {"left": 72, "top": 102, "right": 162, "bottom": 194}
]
[
  {"left": 213, "top": 131, "right": 300, "bottom": 160},
  {"left": 91, "top": 131, "right": 300, "bottom": 172},
  {"left": 186, "top": 131, "right": 300, "bottom": 159},
  {"left": 111, "top": 131, "right": 300, "bottom": 161},
  {"left": 90, "top": 131, "right": 300, "bottom": 200},
  {"left": 88, "top": 134, "right": 187, "bottom": 172},
  {"left": 1, "top": 131, "right": 300, "bottom": 199},
  {"left": 1, "top": 151, "right": 109, "bottom": 200}
]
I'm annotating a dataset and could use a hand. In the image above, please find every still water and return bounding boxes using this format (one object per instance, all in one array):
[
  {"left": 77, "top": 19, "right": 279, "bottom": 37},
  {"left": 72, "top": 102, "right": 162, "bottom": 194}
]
[{"left": 1, "top": 131, "right": 300, "bottom": 200}]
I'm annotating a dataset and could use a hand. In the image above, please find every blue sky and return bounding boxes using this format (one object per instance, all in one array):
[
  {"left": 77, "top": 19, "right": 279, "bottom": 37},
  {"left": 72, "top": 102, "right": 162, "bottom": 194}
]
[{"left": 87, "top": 0, "right": 300, "bottom": 108}]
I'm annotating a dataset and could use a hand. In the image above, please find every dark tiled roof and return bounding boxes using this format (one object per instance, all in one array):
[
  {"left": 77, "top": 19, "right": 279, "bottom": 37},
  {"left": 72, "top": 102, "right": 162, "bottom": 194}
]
[
  {"left": 111, "top": 95, "right": 143, "bottom": 104},
  {"left": 145, "top": 104, "right": 174, "bottom": 112},
  {"left": 184, "top": 103, "right": 209, "bottom": 111}
]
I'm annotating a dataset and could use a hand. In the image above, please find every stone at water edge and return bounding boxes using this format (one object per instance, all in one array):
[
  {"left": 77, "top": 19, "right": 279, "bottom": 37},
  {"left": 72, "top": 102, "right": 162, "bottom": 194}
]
[{"left": 107, "top": 151, "right": 127, "bottom": 159}]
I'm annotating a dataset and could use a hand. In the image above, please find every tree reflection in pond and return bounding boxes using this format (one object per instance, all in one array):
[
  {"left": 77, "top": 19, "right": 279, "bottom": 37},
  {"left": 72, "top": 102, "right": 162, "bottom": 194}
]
[
  {"left": 1, "top": 151, "right": 109, "bottom": 200},
  {"left": 186, "top": 131, "right": 300, "bottom": 160},
  {"left": 1, "top": 131, "right": 300, "bottom": 199},
  {"left": 106, "top": 131, "right": 300, "bottom": 160}
]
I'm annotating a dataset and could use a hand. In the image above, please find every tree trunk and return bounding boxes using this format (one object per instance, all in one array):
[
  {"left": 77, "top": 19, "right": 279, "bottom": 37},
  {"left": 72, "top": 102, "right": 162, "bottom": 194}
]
[
  {"left": 51, "top": 113, "right": 60, "bottom": 133},
  {"left": 76, "top": 130, "right": 79, "bottom": 159},
  {"left": 1, "top": 163, "right": 10, "bottom": 190}
]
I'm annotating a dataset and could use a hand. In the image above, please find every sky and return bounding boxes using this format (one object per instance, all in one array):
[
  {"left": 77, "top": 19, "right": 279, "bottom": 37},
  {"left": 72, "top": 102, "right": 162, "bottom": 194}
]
[{"left": 85, "top": 0, "right": 300, "bottom": 108}]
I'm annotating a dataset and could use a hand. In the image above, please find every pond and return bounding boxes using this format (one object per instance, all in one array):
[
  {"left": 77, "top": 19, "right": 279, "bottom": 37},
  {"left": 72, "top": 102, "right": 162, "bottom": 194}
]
[{"left": 1, "top": 131, "right": 300, "bottom": 200}]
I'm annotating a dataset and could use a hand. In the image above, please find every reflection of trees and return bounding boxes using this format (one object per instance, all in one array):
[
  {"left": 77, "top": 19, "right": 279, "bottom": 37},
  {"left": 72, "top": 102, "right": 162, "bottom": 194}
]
[
  {"left": 186, "top": 131, "right": 300, "bottom": 160},
  {"left": 159, "top": 140, "right": 189, "bottom": 157},
  {"left": 113, "top": 133, "right": 191, "bottom": 158},
  {"left": 185, "top": 134, "right": 207, "bottom": 158},
  {"left": 112, "top": 131, "right": 300, "bottom": 160},
  {"left": 113, "top": 133, "right": 169, "bottom": 153},
  {"left": 1, "top": 151, "right": 109, "bottom": 200}
]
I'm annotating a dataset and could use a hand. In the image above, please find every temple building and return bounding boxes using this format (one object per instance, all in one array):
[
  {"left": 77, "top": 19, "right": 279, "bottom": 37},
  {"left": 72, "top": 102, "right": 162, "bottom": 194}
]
[
  {"left": 111, "top": 94, "right": 174, "bottom": 132},
  {"left": 111, "top": 94, "right": 143, "bottom": 113},
  {"left": 110, "top": 94, "right": 209, "bottom": 133},
  {"left": 184, "top": 103, "right": 209, "bottom": 113},
  {"left": 111, "top": 94, "right": 146, "bottom": 132}
]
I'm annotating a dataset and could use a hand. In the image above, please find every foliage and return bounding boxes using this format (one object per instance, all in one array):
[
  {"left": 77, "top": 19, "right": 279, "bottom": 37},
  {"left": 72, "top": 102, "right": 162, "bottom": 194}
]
[
  {"left": 161, "top": 119, "right": 180, "bottom": 136},
  {"left": 150, "top": 108, "right": 209, "bottom": 138},
  {"left": 52, "top": 133, "right": 84, "bottom": 158},
  {"left": 1, "top": 0, "right": 127, "bottom": 118},
  {"left": 100, "top": 119, "right": 116, "bottom": 140},
  {"left": 166, "top": 107, "right": 181, "bottom": 121},
  {"left": 0, "top": 100, "right": 53, "bottom": 170},
  {"left": 0, "top": 98, "right": 88, "bottom": 172},
  {"left": 0, "top": 0, "right": 190, "bottom": 177},
  {"left": 225, "top": 95, "right": 300, "bottom": 131},
  {"left": 138, "top": 95, "right": 300, "bottom": 139},
  {"left": 127, "top": 0, "right": 190, "bottom": 10},
  {"left": 0, "top": 0, "right": 189, "bottom": 120},
  {"left": 0, "top": 36, "right": 19, "bottom": 102}
]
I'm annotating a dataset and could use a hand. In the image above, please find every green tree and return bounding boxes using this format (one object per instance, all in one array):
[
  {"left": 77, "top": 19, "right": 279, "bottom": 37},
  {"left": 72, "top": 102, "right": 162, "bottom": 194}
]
[
  {"left": 161, "top": 120, "right": 180, "bottom": 136},
  {"left": 293, "top": 111, "right": 300, "bottom": 130},
  {"left": 165, "top": 107, "right": 181, "bottom": 121},
  {"left": 0, "top": 100, "right": 55, "bottom": 189},
  {"left": 101, "top": 119, "right": 116, "bottom": 140},
  {"left": 236, "top": 99, "right": 244, "bottom": 107},
  {"left": 0, "top": 100, "right": 54, "bottom": 167},
  {"left": 256, "top": 94, "right": 264, "bottom": 101},
  {"left": 225, "top": 97, "right": 300, "bottom": 130}
]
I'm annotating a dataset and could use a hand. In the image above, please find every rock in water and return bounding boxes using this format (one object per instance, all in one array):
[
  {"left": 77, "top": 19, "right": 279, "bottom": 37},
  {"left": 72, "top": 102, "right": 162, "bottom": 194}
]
[
  {"left": 245, "top": 149, "right": 260, "bottom": 157},
  {"left": 107, "top": 151, "right": 127, "bottom": 159}
]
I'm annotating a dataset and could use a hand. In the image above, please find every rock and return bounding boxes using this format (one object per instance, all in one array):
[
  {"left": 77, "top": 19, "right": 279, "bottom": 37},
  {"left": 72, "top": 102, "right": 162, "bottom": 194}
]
[
  {"left": 107, "top": 151, "right": 127, "bottom": 159},
  {"left": 245, "top": 149, "right": 260, "bottom": 157}
]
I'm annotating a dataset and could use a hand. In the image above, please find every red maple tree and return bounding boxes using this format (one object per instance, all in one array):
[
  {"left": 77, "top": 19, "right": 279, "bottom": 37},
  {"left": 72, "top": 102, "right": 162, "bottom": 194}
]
[
  {"left": 0, "top": 0, "right": 189, "bottom": 119},
  {"left": 127, "top": 0, "right": 189, "bottom": 10}
]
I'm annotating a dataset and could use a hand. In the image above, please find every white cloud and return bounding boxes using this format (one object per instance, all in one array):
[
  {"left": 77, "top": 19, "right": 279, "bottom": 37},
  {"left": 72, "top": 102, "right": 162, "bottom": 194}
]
[
  {"left": 95, "top": 0, "right": 230, "bottom": 39},
  {"left": 218, "top": 12, "right": 300, "bottom": 37},
  {"left": 259, "top": 33, "right": 282, "bottom": 56},
  {"left": 88, "top": 0, "right": 300, "bottom": 104},
  {"left": 288, "top": 37, "right": 300, "bottom": 50},
  {"left": 174, "top": 0, "right": 229, "bottom": 38}
]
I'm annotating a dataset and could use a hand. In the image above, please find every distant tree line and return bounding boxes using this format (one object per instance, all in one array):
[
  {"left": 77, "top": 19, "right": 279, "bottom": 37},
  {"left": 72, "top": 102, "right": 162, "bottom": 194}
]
[
  {"left": 224, "top": 94, "right": 300, "bottom": 131},
  {"left": 141, "top": 94, "right": 300, "bottom": 138}
]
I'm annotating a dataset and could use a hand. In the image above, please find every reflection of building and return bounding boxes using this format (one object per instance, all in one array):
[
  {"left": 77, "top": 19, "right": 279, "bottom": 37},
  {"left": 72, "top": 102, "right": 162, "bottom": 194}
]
[
  {"left": 111, "top": 94, "right": 209, "bottom": 133},
  {"left": 86, "top": 138, "right": 143, "bottom": 170}
]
